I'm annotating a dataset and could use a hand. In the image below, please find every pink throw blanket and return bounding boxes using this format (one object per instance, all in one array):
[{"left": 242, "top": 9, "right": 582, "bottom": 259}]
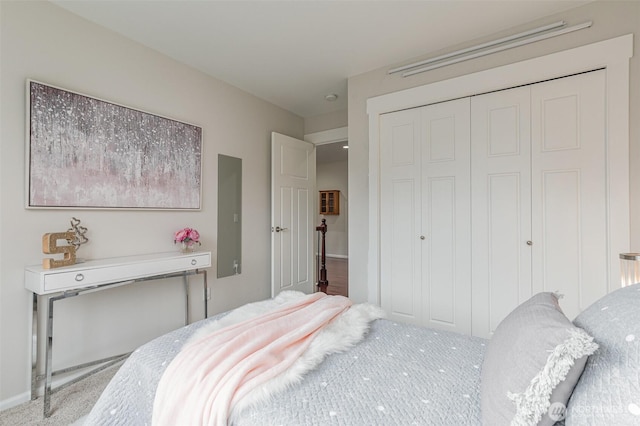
[{"left": 152, "top": 292, "right": 352, "bottom": 426}]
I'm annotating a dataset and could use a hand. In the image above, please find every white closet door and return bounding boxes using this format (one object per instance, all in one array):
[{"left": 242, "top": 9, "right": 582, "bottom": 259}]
[
  {"left": 531, "top": 70, "right": 607, "bottom": 320},
  {"left": 471, "top": 86, "right": 532, "bottom": 339},
  {"left": 421, "top": 98, "right": 471, "bottom": 334},
  {"left": 380, "top": 98, "right": 471, "bottom": 333},
  {"left": 380, "top": 108, "right": 423, "bottom": 324}
]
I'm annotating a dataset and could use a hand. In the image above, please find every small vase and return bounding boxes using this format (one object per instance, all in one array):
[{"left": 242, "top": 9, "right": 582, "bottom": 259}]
[{"left": 180, "top": 242, "right": 196, "bottom": 253}]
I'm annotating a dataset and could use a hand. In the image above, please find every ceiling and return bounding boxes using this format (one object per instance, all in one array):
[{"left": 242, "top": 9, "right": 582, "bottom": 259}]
[{"left": 52, "top": 0, "right": 591, "bottom": 118}]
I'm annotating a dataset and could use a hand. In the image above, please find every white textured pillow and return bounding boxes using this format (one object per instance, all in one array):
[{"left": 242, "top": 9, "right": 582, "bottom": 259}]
[{"left": 480, "top": 293, "right": 598, "bottom": 426}]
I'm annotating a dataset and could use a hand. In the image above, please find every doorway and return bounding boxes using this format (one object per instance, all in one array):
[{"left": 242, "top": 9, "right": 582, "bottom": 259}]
[{"left": 316, "top": 141, "right": 348, "bottom": 297}]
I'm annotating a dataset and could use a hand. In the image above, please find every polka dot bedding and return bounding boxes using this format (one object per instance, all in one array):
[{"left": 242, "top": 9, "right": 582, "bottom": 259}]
[{"left": 84, "top": 317, "right": 486, "bottom": 425}]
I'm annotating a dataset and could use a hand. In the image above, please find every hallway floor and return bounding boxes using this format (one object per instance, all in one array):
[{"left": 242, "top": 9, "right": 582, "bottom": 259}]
[{"left": 324, "top": 257, "right": 348, "bottom": 297}]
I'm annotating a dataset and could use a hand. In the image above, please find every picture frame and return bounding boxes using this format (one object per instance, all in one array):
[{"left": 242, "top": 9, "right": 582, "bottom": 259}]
[{"left": 26, "top": 80, "right": 203, "bottom": 210}]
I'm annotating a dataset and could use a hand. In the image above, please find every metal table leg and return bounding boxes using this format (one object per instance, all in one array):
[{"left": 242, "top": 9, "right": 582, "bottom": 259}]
[
  {"left": 31, "top": 293, "right": 38, "bottom": 401},
  {"left": 183, "top": 272, "right": 189, "bottom": 326},
  {"left": 201, "top": 269, "right": 208, "bottom": 319},
  {"left": 31, "top": 269, "right": 208, "bottom": 418},
  {"left": 43, "top": 293, "right": 61, "bottom": 417}
]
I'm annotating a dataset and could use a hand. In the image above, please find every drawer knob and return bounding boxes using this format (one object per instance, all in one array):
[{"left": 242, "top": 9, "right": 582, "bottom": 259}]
[
  {"left": 191, "top": 259, "right": 197, "bottom": 265},
  {"left": 75, "top": 273, "right": 85, "bottom": 282}
]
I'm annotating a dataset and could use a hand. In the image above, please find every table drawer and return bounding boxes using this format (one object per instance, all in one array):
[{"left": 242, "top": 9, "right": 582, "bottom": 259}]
[{"left": 25, "top": 251, "right": 212, "bottom": 295}]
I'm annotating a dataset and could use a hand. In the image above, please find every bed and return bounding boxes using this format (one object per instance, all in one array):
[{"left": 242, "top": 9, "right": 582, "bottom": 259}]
[{"left": 83, "top": 283, "right": 640, "bottom": 426}]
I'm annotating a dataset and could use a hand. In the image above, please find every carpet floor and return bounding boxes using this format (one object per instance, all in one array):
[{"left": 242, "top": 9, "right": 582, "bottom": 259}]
[{"left": 0, "top": 362, "right": 121, "bottom": 426}]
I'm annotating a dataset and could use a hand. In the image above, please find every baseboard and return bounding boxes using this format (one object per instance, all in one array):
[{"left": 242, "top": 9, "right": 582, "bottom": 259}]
[
  {"left": 0, "top": 391, "right": 31, "bottom": 412},
  {"left": 0, "top": 361, "right": 118, "bottom": 412}
]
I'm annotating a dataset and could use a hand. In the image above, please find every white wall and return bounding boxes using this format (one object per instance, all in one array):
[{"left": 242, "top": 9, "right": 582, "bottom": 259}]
[
  {"left": 317, "top": 160, "right": 348, "bottom": 257},
  {"left": 0, "top": 1, "right": 303, "bottom": 406},
  {"left": 347, "top": 1, "right": 640, "bottom": 304},
  {"left": 304, "top": 109, "right": 347, "bottom": 135}
]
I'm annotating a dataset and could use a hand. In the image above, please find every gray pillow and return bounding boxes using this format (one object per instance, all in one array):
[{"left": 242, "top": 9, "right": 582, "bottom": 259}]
[
  {"left": 481, "top": 292, "right": 598, "bottom": 425},
  {"left": 565, "top": 283, "right": 640, "bottom": 425}
]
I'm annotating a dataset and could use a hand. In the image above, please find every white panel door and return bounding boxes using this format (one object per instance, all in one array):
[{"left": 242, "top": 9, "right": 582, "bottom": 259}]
[
  {"left": 421, "top": 98, "right": 471, "bottom": 334},
  {"left": 271, "top": 132, "right": 316, "bottom": 297},
  {"left": 531, "top": 70, "right": 607, "bottom": 320},
  {"left": 471, "top": 86, "right": 532, "bottom": 338},
  {"left": 380, "top": 108, "right": 423, "bottom": 324},
  {"left": 380, "top": 99, "right": 471, "bottom": 333}
]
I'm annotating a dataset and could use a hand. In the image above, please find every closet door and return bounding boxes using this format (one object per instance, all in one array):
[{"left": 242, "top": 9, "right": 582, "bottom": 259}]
[
  {"left": 531, "top": 70, "right": 607, "bottom": 320},
  {"left": 421, "top": 98, "right": 471, "bottom": 334},
  {"left": 380, "top": 108, "right": 423, "bottom": 325},
  {"left": 471, "top": 86, "right": 532, "bottom": 339},
  {"left": 380, "top": 98, "right": 471, "bottom": 333}
]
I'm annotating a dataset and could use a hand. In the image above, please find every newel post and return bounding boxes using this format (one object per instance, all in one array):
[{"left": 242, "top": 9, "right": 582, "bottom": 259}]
[{"left": 316, "top": 219, "right": 328, "bottom": 293}]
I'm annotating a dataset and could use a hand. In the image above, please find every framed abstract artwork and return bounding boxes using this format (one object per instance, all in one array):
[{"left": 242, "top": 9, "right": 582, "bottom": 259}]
[{"left": 26, "top": 80, "right": 202, "bottom": 210}]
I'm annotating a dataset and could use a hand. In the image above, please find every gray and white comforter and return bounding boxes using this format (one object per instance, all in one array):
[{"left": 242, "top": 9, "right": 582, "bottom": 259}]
[{"left": 85, "top": 317, "right": 486, "bottom": 425}]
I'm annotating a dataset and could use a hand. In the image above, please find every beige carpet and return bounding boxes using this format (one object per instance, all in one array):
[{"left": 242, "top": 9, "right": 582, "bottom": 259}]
[{"left": 0, "top": 363, "right": 121, "bottom": 426}]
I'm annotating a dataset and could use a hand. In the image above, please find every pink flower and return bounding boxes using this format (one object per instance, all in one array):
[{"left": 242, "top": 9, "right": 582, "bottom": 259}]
[
  {"left": 174, "top": 227, "right": 200, "bottom": 244},
  {"left": 174, "top": 229, "right": 189, "bottom": 242}
]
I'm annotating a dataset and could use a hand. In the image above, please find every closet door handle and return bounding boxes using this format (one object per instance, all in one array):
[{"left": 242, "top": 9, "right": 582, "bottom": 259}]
[
  {"left": 526, "top": 240, "right": 533, "bottom": 246},
  {"left": 420, "top": 235, "right": 426, "bottom": 240}
]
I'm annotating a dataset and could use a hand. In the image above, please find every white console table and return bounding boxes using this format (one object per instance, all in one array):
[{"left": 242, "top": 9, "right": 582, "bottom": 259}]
[{"left": 25, "top": 251, "right": 211, "bottom": 418}]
